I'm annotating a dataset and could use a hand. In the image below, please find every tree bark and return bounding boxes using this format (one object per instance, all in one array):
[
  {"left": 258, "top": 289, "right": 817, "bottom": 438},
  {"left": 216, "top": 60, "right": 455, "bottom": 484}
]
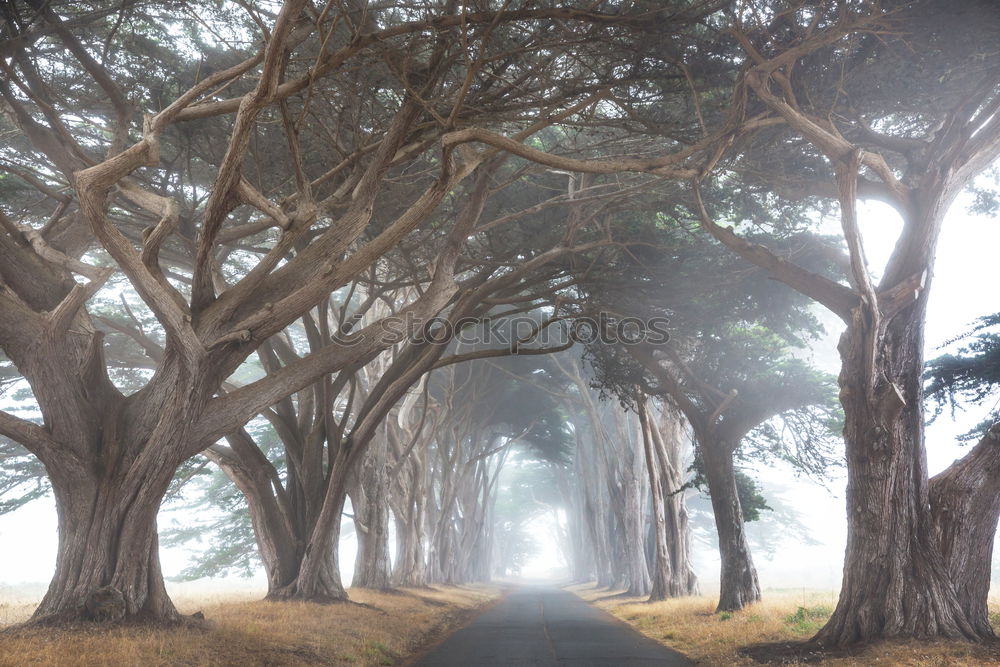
[
  {"left": 572, "top": 421, "right": 614, "bottom": 587},
  {"left": 268, "top": 461, "right": 349, "bottom": 603},
  {"left": 219, "top": 452, "right": 346, "bottom": 603},
  {"left": 206, "top": 434, "right": 305, "bottom": 596},
  {"left": 390, "top": 450, "right": 429, "bottom": 587},
  {"left": 641, "top": 399, "right": 675, "bottom": 601},
  {"left": 391, "top": 501, "right": 428, "bottom": 587},
  {"left": 640, "top": 399, "right": 699, "bottom": 601},
  {"left": 351, "top": 434, "right": 393, "bottom": 589},
  {"left": 929, "top": 423, "right": 1000, "bottom": 639},
  {"left": 33, "top": 454, "right": 179, "bottom": 624},
  {"left": 620, "top": 469, "right": 652, "bottom": 597},
  {"left": 578, "top": 383, "right": 651, "bottom": 594},
  {"left": 659, "top": 412, "right": 699, "bottom": 598},
  {"left": 701, "top": 442, "right": 760, "bottom": 612},
  {"left": 813, "top": 296, "right": 983, "bottom": 646}
]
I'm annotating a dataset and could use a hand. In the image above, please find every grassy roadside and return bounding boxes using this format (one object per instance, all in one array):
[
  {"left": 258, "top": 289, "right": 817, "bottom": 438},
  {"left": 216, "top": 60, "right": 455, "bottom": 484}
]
[
  {"left": 568, "top": 584, "right": 1000, "bottom": 666},
  {"left": 0, "top": 584, "right": 499, "bottom": 666}
]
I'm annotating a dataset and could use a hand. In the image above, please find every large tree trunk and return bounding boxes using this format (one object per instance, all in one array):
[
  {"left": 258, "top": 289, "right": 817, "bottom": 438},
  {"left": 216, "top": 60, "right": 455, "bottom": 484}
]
[
  {"left": 596, "top": 407, "right": 651, "bottom": 595},
  {"left": 34, "top": 459, "right": 179, "bottom": 624},
  {"left": 268, "top": 458, "right": 349, "bottom": 603},
  {"left": 392, "top": 504, "right": 427, "bottom": 586},
  {"left": 929, "top": 423, "right": 1000, "bottom": 639},
  {"left": 209, "top": 429, "right": 329, "bottom": 600},
  {"left": 589, "top": 495, "right": 616, "bottom": 589},
  {"left": 391, "top": 452, "right": 429, "bottom": 587},
  {"left": 351, "top": 436, "right": 392, "bottom": 589},
  {"left": 813, "top": 294, "right": 984, "bottom": 646},
  {"left": 641, "top": 403, "right": 675, "bottom": 602},
  {"left": 701, "top": 443, "right": 760, "bottom": 612},
  {"left": 207, "top": 434, "right": 306, "bottom": 596},
  {"left": 664, "top": 485, "right": 699, "bottom": 597},
  {"left": 270, "top": 512, "right": 346, "bottom": 602},
  {"left": 660, "top": 410, "right": 699, "bottom": 597},
  {"left": 724, "top": 22, "right": 1000, "bottom": 643},
  {"left": 250, "top": 504, "right": 306, "bottom": 597}
]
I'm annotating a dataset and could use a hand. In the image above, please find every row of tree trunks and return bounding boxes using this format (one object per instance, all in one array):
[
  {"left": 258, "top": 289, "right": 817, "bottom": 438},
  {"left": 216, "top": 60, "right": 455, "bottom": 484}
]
[
  {"left": 556, "top": 355, "right": 699, "bottom": 601},
  {"left": 639, "top": 398, "right": 700, "bottom": 601},
  {"left": 571, "top": 421, "right": 617, "bottom": 588},
  {"left": 426, "top": 426, "right": 507, "bottom": 584},
  {"left": 609, "top": 414, "right": 653, "bottom": 597},
  {"left": 574, "top": 369, "right": 650, "bottom": 595},
  {"left": 389, "top": 420, "right": 432, "bottom": 587}
]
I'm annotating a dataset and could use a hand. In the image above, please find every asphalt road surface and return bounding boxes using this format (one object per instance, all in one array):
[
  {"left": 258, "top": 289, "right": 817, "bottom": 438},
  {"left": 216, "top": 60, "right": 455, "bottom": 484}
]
[{"left": 411, "top": 585, "right": 693, "bottom": 666}]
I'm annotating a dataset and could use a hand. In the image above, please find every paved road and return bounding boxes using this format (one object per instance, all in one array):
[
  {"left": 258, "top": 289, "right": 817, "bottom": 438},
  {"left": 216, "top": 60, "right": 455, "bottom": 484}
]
[{"left": 411, "top": 585, "right": 693, "bottom": 666}]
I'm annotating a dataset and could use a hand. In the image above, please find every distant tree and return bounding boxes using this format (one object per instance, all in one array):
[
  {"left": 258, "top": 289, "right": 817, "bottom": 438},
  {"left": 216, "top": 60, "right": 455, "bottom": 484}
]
[
  {"left": 161, "top": 458, "right": 261, "bottom": 581},
  {"left": 424, "top": 353, "right": 574, "bottom": 584},
  {"left": 926, "top": 313, "right": 1000, "bottom": 438},
  {"left": 0, "top": 437, "right": 47, "bottom": 515},
  {"left": 620, "top": 327, "right": 840, "bottom": 611},
  {"left": 575, "top": 211, "right": 841, "bottom": 610}
]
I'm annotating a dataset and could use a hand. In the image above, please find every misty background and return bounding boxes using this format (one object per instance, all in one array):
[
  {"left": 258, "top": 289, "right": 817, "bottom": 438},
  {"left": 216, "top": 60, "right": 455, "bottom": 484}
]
[{"left": 1, "top": 193, "right": 997, "bottom": 597}]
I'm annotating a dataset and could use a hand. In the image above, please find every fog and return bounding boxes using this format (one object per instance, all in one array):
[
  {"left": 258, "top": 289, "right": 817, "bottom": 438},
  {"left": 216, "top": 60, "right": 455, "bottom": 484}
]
[{"left": 2, "top": 194, "right": 998, "bottom": 601}]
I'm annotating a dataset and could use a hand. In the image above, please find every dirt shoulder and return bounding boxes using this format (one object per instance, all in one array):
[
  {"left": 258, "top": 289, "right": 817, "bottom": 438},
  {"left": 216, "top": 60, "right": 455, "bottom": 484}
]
[
  {"left": 0, "top": 584, "right": 500, "bottom": 666},
  {"left": 566, "top": 583, "right": 1000, "bottom": 666}
]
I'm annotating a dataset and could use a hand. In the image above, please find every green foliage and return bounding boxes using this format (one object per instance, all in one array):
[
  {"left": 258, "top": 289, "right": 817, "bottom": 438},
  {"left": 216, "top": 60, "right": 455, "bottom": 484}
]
[
  {"left": 967, "top": 170, "right": 1000, "bottom": 217},
  {"left": 733, "top": 471, "right": 771, "bottom": 523},
  {"left": 925, "top": 313, "right": 1000, "bottom": 440},
  {"left": 0, "top": 437, "right": 49, "bottom": 515},
  {"left": 0, "top": 374, "right": 48, "bottom": 515},
  {"left": 783, "top": 605, "right": 833, "bottom": 634},
  {"left": 161, "top": 455, "right": 260, "bottom": 580},
  {"left": 686, "top": 478, "right": 822, "bottom": 558},
  {"left": 363, "top": 640, "right": 398, "bottom": 665},
  {"left": 574, "top": 194, "right": 844, "bottom": 482},
  {"left": 434, "top": 336, "right": 575, "bottom": 463},
  {"left": 686, "top": 455, "right": 771, "bottom": 523}
]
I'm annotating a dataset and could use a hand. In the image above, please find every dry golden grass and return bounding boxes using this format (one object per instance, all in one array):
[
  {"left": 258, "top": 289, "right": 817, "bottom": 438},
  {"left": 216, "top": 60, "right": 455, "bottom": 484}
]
[
  {"left": 0, "top": 599, "right": 37, "bottom": 628},
  {"left": 568, "top": 583, "right": 1000, "bottom": 666},
  {"left": 0, "top": 584, "right": 498, "bottom": 666}
]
